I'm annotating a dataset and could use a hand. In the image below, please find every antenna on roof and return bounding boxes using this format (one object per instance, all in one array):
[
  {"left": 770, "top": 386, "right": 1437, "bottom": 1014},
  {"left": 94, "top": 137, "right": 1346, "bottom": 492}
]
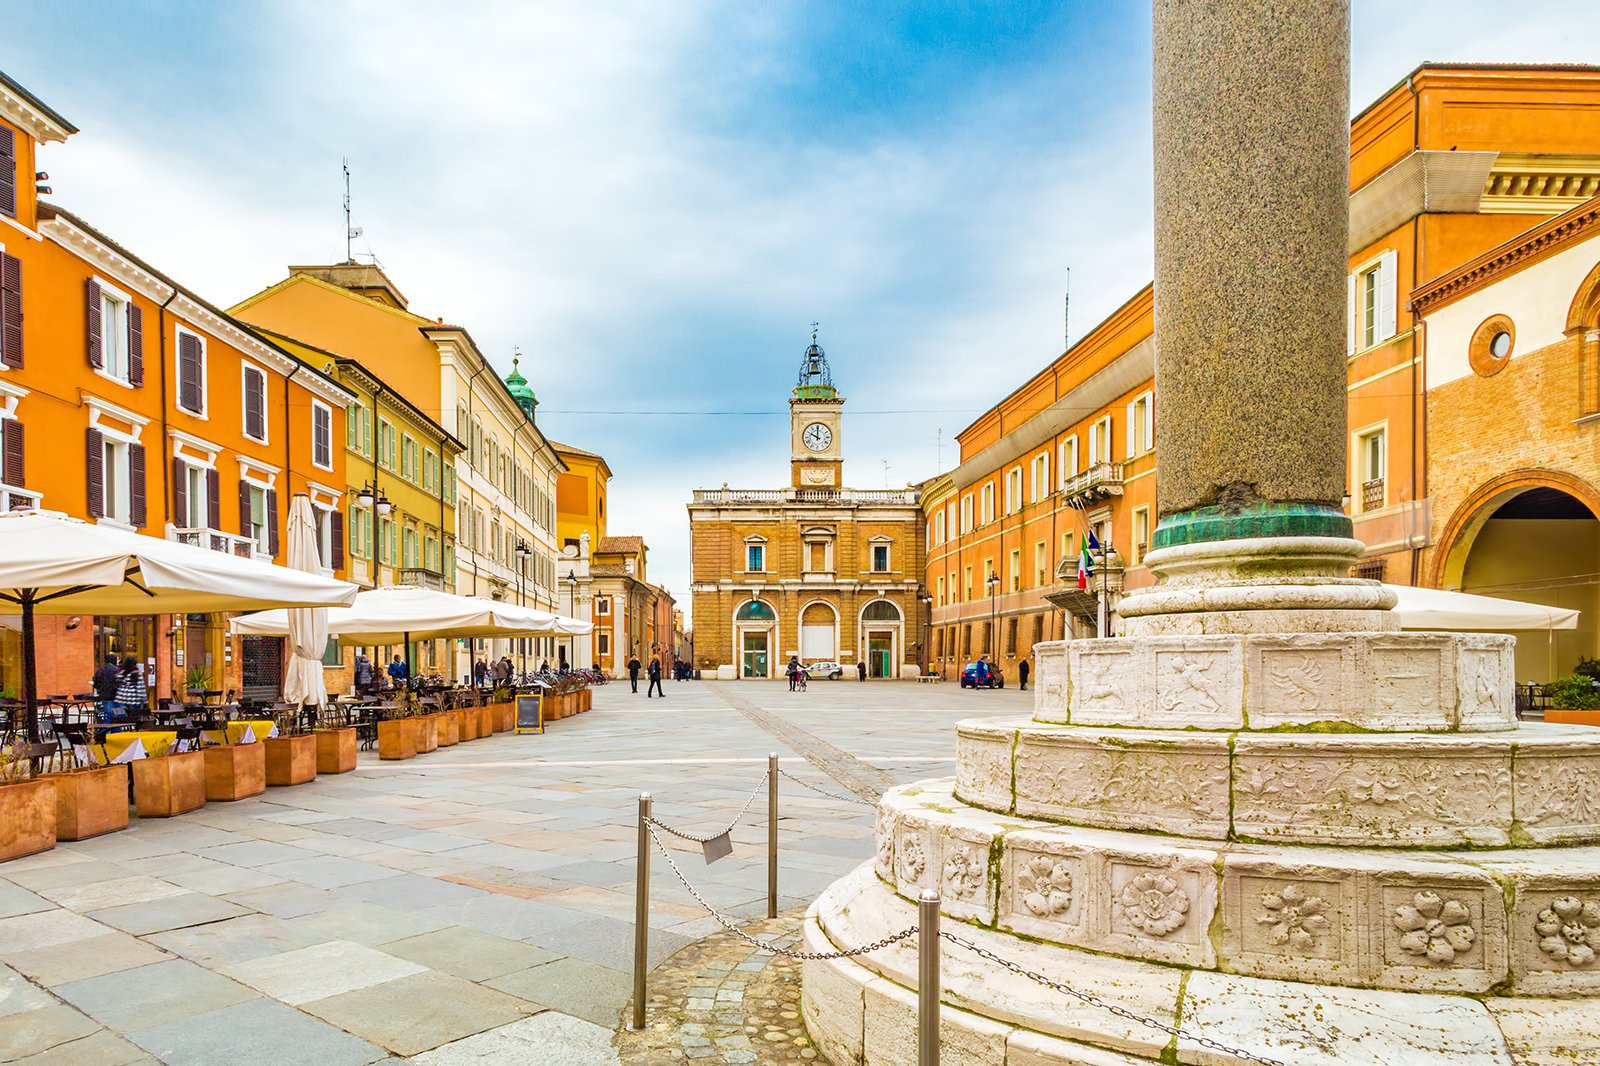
[
  {"left": 1063, "top": 266, "right": 1071, "bottom": 350},
  {"left": 342, "top": 158, "right": 363, "bottom": 263}
]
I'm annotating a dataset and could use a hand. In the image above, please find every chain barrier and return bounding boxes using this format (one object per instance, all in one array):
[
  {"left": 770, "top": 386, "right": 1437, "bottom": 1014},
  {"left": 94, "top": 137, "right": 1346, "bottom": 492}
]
[
  {"left": 937, "top": 930, "right": 1287, "bottom": 1066},
  {"left": 647, "top": 771, "right": 769, "bottom": 844},
  {"left": 645, "top": 822, "right": 917, "bottom": 961},
  {"left": 777, "top": 765, "right": 875, "bottom": 806}
]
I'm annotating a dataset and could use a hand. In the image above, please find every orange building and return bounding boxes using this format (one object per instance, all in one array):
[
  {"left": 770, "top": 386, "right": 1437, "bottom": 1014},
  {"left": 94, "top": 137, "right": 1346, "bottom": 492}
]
[
  {"left": 927, "top": 63, "right": 1600, "bottom": 682},
  {"left": 0, "top": 70, "right": 355, "bottom": 705}
]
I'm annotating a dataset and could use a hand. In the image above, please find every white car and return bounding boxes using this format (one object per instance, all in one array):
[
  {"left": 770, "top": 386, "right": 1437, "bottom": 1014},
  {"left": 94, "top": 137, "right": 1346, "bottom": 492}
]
[{"left": 805, "top": 660, "right": 845, "bottom": 681}]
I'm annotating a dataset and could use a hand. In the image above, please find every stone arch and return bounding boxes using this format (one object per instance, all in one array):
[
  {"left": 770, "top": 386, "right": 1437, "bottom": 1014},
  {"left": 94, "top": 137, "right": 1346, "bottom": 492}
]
[
  {"left": 861, "top": 599, "right": 903, "bottom": 622},
  {"left": 1432, "top": 468, "right": 1600, "bottom": 590},
  {"left": 798, "top": 599, "right": 839, "bottom": 662},
  {"left": 1565, "top": 259, "right": 1600, "bottom": 335}
]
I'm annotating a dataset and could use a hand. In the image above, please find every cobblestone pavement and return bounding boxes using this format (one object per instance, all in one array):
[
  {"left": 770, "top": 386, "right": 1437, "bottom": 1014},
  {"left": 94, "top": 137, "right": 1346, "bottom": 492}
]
[{"left": 0, "top": 679, "right": 1026, "bottom": 1063}]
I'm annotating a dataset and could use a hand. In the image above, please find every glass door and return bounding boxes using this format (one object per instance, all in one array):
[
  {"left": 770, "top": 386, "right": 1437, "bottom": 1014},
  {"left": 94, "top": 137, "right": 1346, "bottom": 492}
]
[
  {"left": 868, "top": 633, "right": 892, "bottom": 678},
  {"left": 742, "top": 632, "right": 769, "bottom": 679}
]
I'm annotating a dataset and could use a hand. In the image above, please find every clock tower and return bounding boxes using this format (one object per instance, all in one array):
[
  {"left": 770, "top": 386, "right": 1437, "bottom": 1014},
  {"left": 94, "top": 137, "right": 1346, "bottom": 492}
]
[{"left": 789, "top": 330, "right": 844, "bottom": 488}]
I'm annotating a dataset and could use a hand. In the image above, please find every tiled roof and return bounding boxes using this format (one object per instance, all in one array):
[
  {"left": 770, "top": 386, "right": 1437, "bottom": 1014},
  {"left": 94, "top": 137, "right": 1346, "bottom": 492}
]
[{"left": 598, "top": 535, "right": 646, "bottom": 555}]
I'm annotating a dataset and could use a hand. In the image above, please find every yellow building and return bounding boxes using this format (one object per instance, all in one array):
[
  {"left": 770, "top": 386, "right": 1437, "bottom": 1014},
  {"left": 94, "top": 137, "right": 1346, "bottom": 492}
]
[
  {"left": 689, "top": 334, "right": 925, "bottom": 679},
  {"left": 550, "top": 441, "right": 613, "bottom": 669}
]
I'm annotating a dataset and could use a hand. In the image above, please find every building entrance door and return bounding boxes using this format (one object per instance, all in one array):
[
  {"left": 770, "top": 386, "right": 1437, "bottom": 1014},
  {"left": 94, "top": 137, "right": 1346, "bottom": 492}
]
[
  {"left": 742, "top": 632, "right": 769, "bottom": 679},
  {"left": 868, "top": 632, "right": 892, "bottom": 678}
]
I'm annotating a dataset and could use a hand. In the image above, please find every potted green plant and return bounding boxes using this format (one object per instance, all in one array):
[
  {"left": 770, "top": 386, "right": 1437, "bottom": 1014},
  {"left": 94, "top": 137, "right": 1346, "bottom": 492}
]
[
  {"left": 1545, "top": 673, "right": 1600, "bottom": 726},
  {"left": 488, "top": 683, "right": 515, "bottom": 733}
]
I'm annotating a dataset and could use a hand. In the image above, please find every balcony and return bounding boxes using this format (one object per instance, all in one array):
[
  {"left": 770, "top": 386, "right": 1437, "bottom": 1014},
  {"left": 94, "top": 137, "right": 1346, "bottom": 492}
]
[
  {"left": 1362, "top": 478, "right": 1385, "bottom": 512},
  {"left": 692, "top": 487, "right": 920, "bottom": 506},
  {"left": 1, "top": 487, "right": 41, "bottom": 512},
  {"left": 169, "top": 527, "right": 268, "bottom": 561},
  {"left": 400, "top": 567, "right": 445, "bottom": 590},
  {"left": 1059, "top": 462, "right": 1124, "bottom": 507},
  {"left": 1046, "top": 548, "right": 1127, "bottom": 623}
]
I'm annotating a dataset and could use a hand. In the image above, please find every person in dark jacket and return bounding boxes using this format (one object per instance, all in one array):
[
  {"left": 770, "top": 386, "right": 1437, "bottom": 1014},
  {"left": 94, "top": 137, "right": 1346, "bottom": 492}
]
[
  {"left": 857, "top": 659, "right": 868, "bottom": 682},
  {"left": 92, "top": 655, "right": 120, "bottom": 719},
  {"left": 353, "top": 653, "right": 374, "bottom": 696},
  {"left": 387, "top": 655, "right": 409, "bottom": 688},
  {"left": 627, "top": 654, "right": 642, "bottom": 693},
  {"left": 647, "top": 656, "right": 665, "bottom": 698},
  {"left": 1018, "top": 658, "right": 1030, "bottom": 691},
  {"left": 113, "top": 656, "right": 145, "bottom": 714}
]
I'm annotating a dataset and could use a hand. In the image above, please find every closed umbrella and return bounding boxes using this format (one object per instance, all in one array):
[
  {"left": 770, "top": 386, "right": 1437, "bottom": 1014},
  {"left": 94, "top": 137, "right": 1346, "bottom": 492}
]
[
  {"left": 0, "top": 509, "right": 358, "bottom": 742},
  {"left": 281, "top": 494, "right": 329, "bottom": 716},
  {"left": 1386, "top": 584, "right": 1580, "bottom": 631}
]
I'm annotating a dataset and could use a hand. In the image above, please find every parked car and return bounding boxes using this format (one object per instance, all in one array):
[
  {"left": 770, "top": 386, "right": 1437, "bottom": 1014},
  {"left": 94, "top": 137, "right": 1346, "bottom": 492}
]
[
  {"left": 806, "top": 660, "right": 845, "bottom": 681},
  {"left": 960, "top": 661, "right": 1004, "bottom": 689}
]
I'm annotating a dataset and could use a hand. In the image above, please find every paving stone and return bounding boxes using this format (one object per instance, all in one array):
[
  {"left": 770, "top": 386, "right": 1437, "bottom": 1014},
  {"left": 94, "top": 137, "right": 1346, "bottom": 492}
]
[
  {"left": 221, "top": 940, "right": 427, "bottom": 1005},
  {"left": 528, "top": 914, "right": 694, "bottom": 970},
  {"left": 289, "top": 903, "right": 452, "bottom": 947},
  {"left": 4, "top": 931, "right": 173, "bottom": 988},
  {"left": 34, "top": 875, "right": 191, "bottom": 912},
  {"left": 0, "top": 909, "right": 112, "bottom": 955},
  {"left": 53, "top": 958, "right": 256, "bottom": 1032},
  {"left": 7, "top": 1027, "right": 155, "bottom": 1065},
  {"left": 0, "top": 1003, "right": 104, "bottom": 1060},
  {"left": 380, "top": 925, "right": 559, "bottom": 982},
  {"left": 413, "top": 1011, "right": 621, "bottom": 1065},
  {"left": 203, "top": 841, "right": 321, "bottom": 868},
  {"left": 300, "top": 969, "right": 536, "bottom": 1057},
  {"left": 126, "top": 997, "right": 389, "bottom": 1066},
  {"left": 268, "top": 856, "right": 400, "bottom": 889},
  {"left": 86, "top": 893, "right": 249, "bottom": 935},
  {"left": 488, "top": 957, "right": 633, "bottom": 1027},
  {"left": 0, "top": 964, "right": 57, "bottom": 1018},
  {"left": 0, "top": 881, "right": 56, "bottom": 920},
  {"left": 144, "top": 913, "right": 324, "bottom": 968}
]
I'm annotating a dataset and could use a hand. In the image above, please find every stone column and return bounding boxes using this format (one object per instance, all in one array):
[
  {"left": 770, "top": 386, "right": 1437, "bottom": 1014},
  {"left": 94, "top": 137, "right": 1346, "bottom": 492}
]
[{"left": 1129, "top": 0, "right": 1393, "bottom": 632}]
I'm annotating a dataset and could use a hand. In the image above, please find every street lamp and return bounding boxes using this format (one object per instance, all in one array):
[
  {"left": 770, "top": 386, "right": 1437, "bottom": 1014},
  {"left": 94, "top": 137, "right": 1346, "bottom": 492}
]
[
  {"left": 986, "top": 570, "right": 1001, "bottom": 663},
  {"left": 565, "top": 570, "right": 579, "bottom": 669},
  {"left": 353, "top": 481, "right": 392, "bottom": 517},
  {"left": 514, "top": 539, "right": 531, "bottom": 674},
  {"left": 916, "top": 586, "right": 933, "bottom": 678}
]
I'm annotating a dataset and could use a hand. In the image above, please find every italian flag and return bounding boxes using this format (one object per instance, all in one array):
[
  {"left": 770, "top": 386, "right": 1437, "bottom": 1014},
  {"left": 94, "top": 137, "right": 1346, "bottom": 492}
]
[{"left": 1077, "top": 544, "right": 1094, "bottom": 590}]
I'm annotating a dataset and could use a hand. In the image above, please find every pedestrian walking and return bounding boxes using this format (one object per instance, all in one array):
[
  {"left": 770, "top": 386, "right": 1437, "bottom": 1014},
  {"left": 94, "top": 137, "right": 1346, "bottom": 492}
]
[
  {"left": 473, "top": 659, "right": 488, "bottom": 688},
  {"left": 786, "top": 655, "right": 802, "bottom": 692},
  {"left": 628, "top": 654, "right": 642, "bottom": 693},
  {"left": 113, "top": 656, "right": 145, "bottom": 714},
  {"left": 647, "top": 655, "right": 665, "bottom": 698},
  {"left": 1018, "top": 657, "right": 1030, "bottom": 691},
  {"left": 353, "top": 652, "right": 374, "bottom": 696},
  {"left": 857, "top": 659, "right": 867, "bottom": 682}
]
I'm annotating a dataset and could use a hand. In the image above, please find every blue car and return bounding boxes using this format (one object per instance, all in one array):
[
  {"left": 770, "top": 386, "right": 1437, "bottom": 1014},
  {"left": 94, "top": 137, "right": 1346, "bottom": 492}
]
[{"left": 960, "top": 661, "right": 1004, "bottom": 689}]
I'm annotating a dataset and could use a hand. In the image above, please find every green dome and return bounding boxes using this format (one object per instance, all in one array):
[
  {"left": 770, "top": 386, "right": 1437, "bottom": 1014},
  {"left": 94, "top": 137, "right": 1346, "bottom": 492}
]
[{"left": 505, "top": 356, "right": 537, "bottom": 417}]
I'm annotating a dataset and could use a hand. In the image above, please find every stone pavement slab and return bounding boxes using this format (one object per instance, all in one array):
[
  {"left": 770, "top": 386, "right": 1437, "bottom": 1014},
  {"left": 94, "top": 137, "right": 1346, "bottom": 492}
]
[
  {"left": 0, "top": 1002, "right": 105, "bottom": 1059},
  {"left": 126, "top": 997, "right": 389, "bottom": 1066},
  {"left": 221, "top": 939, "right": 427, "bottom": 1005},
  {"left": 488, "top": 956, "right": 634, "bottom": 1026},
  {"left": 7, "top": 1027, "right": 155, "bottom": 1065},
  {"left": 144, "top": 913, "right": 321, "bottom": 968},
  {"left": 300, "top": 969, "right": 535, "bottom": 1057},
  {"left": 380, "top": 925, "right": 559, "bottom": 982},
  {"left": 415, "top": 1010, "right": 622, "bottom": 1065},
  {"left": 86, "top": 892, "right": 249, "bottom": 935},
  {"left": 53, "top": 957, "right": 256, "bottom": 1032},
  {"left": 4, "top": 931, "right": 172, "bottom": 987}
]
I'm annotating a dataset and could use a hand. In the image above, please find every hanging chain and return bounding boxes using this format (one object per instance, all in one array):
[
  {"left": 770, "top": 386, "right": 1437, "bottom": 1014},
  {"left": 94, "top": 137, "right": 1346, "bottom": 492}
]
[
  {"left": 645, "top": 824, "right": 916, "bottom": 960},
  {"left": 647, "top": 771, "right": 769, "bottom": 844},
  {"left": 777, "top": 765, "right": 874, "bottom": 805},
  {"left": 938, "top": 931, "right": 1287, "bottom": 1066}
]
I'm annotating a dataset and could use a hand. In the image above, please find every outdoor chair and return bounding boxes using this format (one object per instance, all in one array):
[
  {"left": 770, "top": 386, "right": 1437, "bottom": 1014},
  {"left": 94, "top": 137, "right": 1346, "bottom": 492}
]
[{"left": 171, "top": 726, "right": 204, "bottom": 753}]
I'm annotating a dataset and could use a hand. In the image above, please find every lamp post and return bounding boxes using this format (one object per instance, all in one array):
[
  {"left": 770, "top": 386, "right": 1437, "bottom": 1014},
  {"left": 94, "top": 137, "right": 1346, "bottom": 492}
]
[
  {"left": 916, "top": 587, "right": 932, "bottom": 678},
  {"left": 353, "top": 480, "right": 395, "bottom": 675},
  {"left": 1096, "top": 533, "right": 1114, "bottom": 639},
  {"left": 514, "top": 538, "right": 531, "bottom": 675},
  {"left": 986, "top": 570, "right": 1001, "bottom": 664},
  {"left": 566, "top": 570, "right": 579, "bottom": 669}
]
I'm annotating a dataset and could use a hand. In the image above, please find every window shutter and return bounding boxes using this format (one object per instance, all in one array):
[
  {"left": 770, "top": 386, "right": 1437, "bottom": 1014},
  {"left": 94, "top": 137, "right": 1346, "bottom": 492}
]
[
  {"left": 0, "top": 127, "right": 14, "bottom": 218},
  {"left": 1346, "top": 273, "right": 1356, "bottom": 356},
  {"left": 1088, "top": 425, "right": 1098, "bottom": 466},
  {"left": 238, "top": 479, "right": 252, "bottom": 537},
  {"left": 0, "top": 252, "right": 21, "bottom": 368},
  {"left": 86, "top": 428, "right": 104, "bottom": 517},
  {"left": 2, "top": 419, "right": 22, "bottom": 488},
  {"left": 172, "top": 458, "right": 187, "bottom": 525},
  {"left": 331, "top": 509, "right": 345, "bottom": 569},
  {"left": 86, "top": 279, "right": 103, "bottom": 369},
  {"left": 1144, "top": 395, "right": 1155, "bottom": 452},
  {"left": 129, "top": 443, "right": 146, "bottom": 527},
  {"left": 1125, "top": 402, "right": 1135, "bottom": 456},
  {"left": 206, "top": 468, "right": 220, "bottom": 529},
  {"left": 127, "top": 304, "right": 144, "bottom": 386},
  {"left": 178, "top": 333, "right": 201, "bottom": 412},
  {"left": 1377, "top": 250, "right": 1398, "bottom": 342},
  {"left": 266, "top": 488, "right": 279, "bottom": 556},
  {"left": 244, "top": 369, "right": 264, "bottom": 439}
]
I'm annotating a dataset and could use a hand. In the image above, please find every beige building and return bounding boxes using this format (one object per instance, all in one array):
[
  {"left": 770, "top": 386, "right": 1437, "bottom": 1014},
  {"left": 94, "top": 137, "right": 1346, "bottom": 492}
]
[{"left": 688, "top": 335, "right": 925, "bottom": 679}]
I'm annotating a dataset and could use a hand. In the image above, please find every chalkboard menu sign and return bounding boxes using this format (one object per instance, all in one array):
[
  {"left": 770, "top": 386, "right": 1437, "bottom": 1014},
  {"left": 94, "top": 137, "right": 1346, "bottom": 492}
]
[{"left": 515, "top": 693, "right": 544, "bottom": 735}]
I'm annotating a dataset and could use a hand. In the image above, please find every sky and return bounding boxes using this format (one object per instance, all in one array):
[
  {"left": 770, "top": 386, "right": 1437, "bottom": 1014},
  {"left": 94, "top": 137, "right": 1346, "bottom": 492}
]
[{"left": 5, "top": 1, "right": 1598, "bottom": 624}]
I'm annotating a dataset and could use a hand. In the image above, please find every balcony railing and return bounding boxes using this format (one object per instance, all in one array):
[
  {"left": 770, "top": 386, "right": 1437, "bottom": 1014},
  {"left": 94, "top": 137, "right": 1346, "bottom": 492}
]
[
  {"left": 169, "top": 527, "right": 268, "bottom": 560},
  {"left": 1, "top": 487, "right": 41, "bottom": 512},
  {"left": 1059, "top": 462, "right": 1124, "bottom": 506},
  {"left": 1362, "top": 478, "right": 1385, "bottom": 512},
  {"left": 693, "top": 486, "right": 920, "bottom": 505},
  {"left": 400, "top": 567, "right": 445, "bottom": 590}
]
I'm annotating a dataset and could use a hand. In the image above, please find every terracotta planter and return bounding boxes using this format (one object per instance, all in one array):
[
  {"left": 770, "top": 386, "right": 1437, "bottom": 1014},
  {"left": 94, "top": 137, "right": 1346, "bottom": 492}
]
[
  {"left": 1546, "top": 709, "right": 1600, "bottom": 727},
  {"left": 487, "top": 702, "right": 514, "bottom": 733},
  {"left": 378, "top": 719, "right": 417, "bottom": 760},
  {"left": 203, "top": 743, "right": 266, "bottom": 802},
  {"left": 43, "top": 764, "right": 129, "bottom": 841},
  {"left": 132, "top": 751, "right": 207, "bottom": 818},
  {"left": 476, "top": 706, "right": 494, "bottom": 736},
  {"left": 0, "top": 778, "right": 58, "bottom": 861},
  {"left": 437, "top": 711, "right": 460, "bottom": 746},
  {"left": 579, "top": 688, "right": 592, "bottom": 712},
  {"left": 264, "top": 734, "right": 318, "bottom": 786},
  {"left": 415, "top": 715, "right": 439, "bottom": 754},
  {"left": 459, "top": 708, "right": 480, "bottom": 741},
  {"left": 315, "top": 728, "right": 358, "bottom": 774}
]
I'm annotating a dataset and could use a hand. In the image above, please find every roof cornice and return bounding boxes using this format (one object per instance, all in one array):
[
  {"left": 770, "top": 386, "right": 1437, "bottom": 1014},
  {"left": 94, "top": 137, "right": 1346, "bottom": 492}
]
[
  {"left": 1412, "top": 194, "right": 1600, "bottom": 315},
  {"left": 0, "top": 71, "right": 76, "bottom": 143}
]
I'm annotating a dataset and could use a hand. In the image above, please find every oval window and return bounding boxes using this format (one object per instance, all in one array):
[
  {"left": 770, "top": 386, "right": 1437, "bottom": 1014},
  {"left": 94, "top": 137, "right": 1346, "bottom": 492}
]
[{"left": 1489, "top": 331, "right": 1512, "bottom": 359}]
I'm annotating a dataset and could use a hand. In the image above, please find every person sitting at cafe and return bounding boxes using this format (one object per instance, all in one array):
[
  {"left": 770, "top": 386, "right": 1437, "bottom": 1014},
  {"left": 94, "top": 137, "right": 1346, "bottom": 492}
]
[
  {"left": 113, "top": 656, "right": 145, "bottom": 715},
  {"left": 387, "top": 655, "right": 409, "bottom": 688},
  {"left": 92, "top": 655, "right": 120, "bottom": 720}
]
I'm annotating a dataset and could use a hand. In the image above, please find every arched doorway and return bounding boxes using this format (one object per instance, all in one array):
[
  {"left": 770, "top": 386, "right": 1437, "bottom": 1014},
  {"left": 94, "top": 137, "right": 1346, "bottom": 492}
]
[
  {"left": 734, "top": 599, "right": 776, "bottom": 679},
  {"left": 860, "top": 599, "right": 903, "bottom": 679},
  {"left": 799, "top": 600, "right": 838, "bottom": 663},
  {"left": 1437, "top": 474, "right": 1600, "bottom": 683}
]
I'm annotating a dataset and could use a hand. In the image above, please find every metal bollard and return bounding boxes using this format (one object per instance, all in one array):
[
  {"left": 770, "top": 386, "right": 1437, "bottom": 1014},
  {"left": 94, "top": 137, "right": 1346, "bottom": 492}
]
[
  {"left": 918, "top": 889, "right": 941, "bottom": 1066},
  {"left": 631, "top": 792, "right": 652, "bottom": 1030},
  {"left": 767, "top": 753, "right": 779, "bottom": 918}
]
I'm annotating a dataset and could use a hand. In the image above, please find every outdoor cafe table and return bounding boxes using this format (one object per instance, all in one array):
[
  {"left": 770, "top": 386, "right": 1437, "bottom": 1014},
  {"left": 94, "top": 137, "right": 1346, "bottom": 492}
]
[
  {"left": 202, "top": 720, "right": 276, "bottom": 746},
  {"left": 96, "top": 719, "right": 275, "bottom": 763}
]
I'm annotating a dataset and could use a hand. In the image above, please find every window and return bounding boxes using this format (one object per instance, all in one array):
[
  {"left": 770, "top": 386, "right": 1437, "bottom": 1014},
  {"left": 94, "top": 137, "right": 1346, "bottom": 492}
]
[
  {"left": 1348, "top": 251, "right": 1397, "bottom": 352},
  {"left": 964, "top": 565, "right": 973, "bottom": 600},
  {"left": 1088, "top": 416, "right": 1112, "bottom": 466},
  {"left": 176, "top": 329, "right": 205, "bottom": 414},
  {"left": 872, "top": 543, "right": 890, "bottom": 572},
  {"left": 596, "top": 596, "right": 611, "bottom": 617},
  {"left": 90, "top": 281, "right": 140, "bottom": 384},
  {"left": 403, "top": 526, "right": 418, "bottom": 568},
  {"left": 314, "top": 506, "right": 335, "bottom": 567},
  {"left": 176, "top": 461, "right": 211, "bottom": 529},
  {"left": 1010, "top": 548, "right": 1021, "bottom": 592},
  {"left": 1126, "top": 392, "right": 1153, "bottom": 456},
  {"left": 401, "top": 434, "right": 417, "bottom": 481},
  {"left": 1062, "top": 531, "right": 1074, "bottom": 571},
  {"left": 1006, "top": 617, "right": 1018, "bottom": 656},
  {"left": 244, "top": 483, "right": 270, "bottom": 553},
  {"left": 980, "top": 483, "right": 994, "bottom": 525},
  {"left": 0, "top": 127, "right": 15, "bottom": 220},
  {"left": 377, "top": 515, "right": 392, "bottom": 564},
  {"left": 1035, "top": 540, "right": 1048, "bottom": 587},
  {"left": 1005, "top": 468, "right": 1022, "bottom": 514},
  {"left": 936, "top": 575, "right": 945, "bottom": 606},
  {"left": 746, "top": 543, "right": 764, "bottom": 572},
  {"left": 934, "top": 510, "right": 945, "bottom": 546},
  {"left": 423, "top": 449, "right": 437, "bottom": 492},
  {"left": 1031, "top": 452, "right": 1050, "bottom": 500},
  {"left": 736, "top": 600, "right": 776, "bottom": 622},
  {"left": 1132, "top": 507, "right": 1151, "bottom": 565},
  {"left": 443, "top": 464, "right": 456, "bottom": 505},
  {"left": 241, "top": 363, "right": 267, "bottom": 442},
  {"left": 1357, "top": 428, "right": 1386, "bottom": 512},
  {"left": 960, "top": 495, "right": 973, "bottom": 534},
  {"left": 471, "top": 418, "right": 483, "bottom": 469},
  {"left": 312, "top": 402, "right": 332, "bottom": 470},
  {"left": 378, "top": 420, "right": 395, "bottom": 470},
  {"left": 1059, "top": 436, "right": 1079, "bottom": 486},
  {"left": 92, "top": 435, "right": 133, "bottom": 524}
]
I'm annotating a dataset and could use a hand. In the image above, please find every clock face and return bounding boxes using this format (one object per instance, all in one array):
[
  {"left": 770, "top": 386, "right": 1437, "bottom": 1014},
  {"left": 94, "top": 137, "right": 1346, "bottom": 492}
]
[{"left": 802, "top": 422, "right": 833, "bottom": 452}]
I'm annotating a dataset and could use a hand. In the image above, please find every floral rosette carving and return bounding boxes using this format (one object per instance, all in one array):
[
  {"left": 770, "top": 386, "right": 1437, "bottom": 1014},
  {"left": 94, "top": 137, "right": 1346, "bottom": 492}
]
[
  {"left": 1256, "top": 883, "right": 1331, "bottom": 953},
  {"left": 875, "top": 812, "right": 894, "bottom": 874},
  {"left": 1392, "top": 890, "right": 1476, "bottom": 964},
  {"left": 897, "top": 833, "right": 926, "bottom": 884},
  {"left": 1018, "top": 855, "right": 1073, "bottom": 918},
  {"left": 1115, "top": 872, "right": 1190, "bottom": 937},
  {"left": 942, "top": 846, "right": 985, "bottom": 901},
  {"left": 1535, "top": 896, "right": 1600, "bottom": 967}
]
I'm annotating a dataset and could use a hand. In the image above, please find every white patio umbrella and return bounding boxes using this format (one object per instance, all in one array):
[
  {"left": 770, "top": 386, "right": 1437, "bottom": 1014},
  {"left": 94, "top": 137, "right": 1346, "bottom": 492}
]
[
  {"left": 1386, "top": 584, "right": 1580, "bottom": 631},
  {"left": 231, "top": 585, "right": 564, "bottom": 646},
  {"left": 281, "top": 495, "right": 329, "bottom": 713},
  {"left": 0, "top": 509, "right": 358, "bottom": 742}
]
